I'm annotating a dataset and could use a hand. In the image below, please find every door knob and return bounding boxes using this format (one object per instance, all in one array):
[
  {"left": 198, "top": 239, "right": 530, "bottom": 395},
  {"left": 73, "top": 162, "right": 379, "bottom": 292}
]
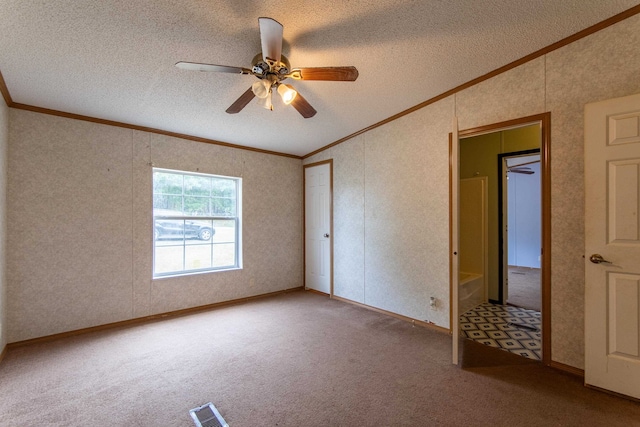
[
  {"left": 589, "top": 254, "right": 612, "bottom": 264},
  {"left": 324, "top": 233, "right": 330, "bottom": 238}
]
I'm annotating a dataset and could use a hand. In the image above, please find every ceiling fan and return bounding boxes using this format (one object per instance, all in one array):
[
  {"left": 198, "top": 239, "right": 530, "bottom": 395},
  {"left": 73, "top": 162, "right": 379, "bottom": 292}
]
[
  {"left": 507, "top": 166, "right": 535, "bottom": 175},
  {"left": 507, "top": 159, "right": 539, "bottom": 175},
  {"left": 175, "top": 17, "right": 359, "bottom": 118}
]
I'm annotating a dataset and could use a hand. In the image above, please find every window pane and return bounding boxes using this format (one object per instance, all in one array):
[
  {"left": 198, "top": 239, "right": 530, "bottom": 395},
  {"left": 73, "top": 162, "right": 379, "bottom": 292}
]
[
  {"left": 184, "top": 196, "right": 211, "bottom": 216},
  {"left": 212, "top": 219, "right": 235, "bottom": 243},
  {"left": 212, "top": 178, "right": 235, "bottom": 197},
  {"left": 185, "top": 245, "right": 212, "bottom": 270},
  {"left": 211, "top": 178, "right": 236, "bottom": 216},
  {"left": 153, "top": 195, "right": 184, "bottom": 213},
  {"left": 212, "top": 197, "right": 235, "bottom": 216},
  {"left": 184, "top": 219, "right": 214, "bottom": 241},
  {"left": 154, "top": 219, "right": 185, "bottom": 240},
  {"left": 212, "top": 219, "right": 236, "bottom": 267},
  {"left": 153, "top": 172, "right": 183, "bottom": 195},
  {"left": 213, "top": 243, "right": 236, "bottom": 267},
  {"left": 155, "top": 245, "right": 184, "bottom": 274},
  {"left": 184, "top": 175, "right": 211, "bottom": 196}
]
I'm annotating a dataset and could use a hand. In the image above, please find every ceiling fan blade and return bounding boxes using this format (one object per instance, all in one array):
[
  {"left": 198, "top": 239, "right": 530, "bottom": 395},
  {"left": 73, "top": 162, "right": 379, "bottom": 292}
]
[
  {"left": 258, "top": 17, "right": 283, "bottom": 63},
  {"left": 289, "top": 66, "right": 359, "bottom": 81},
  {"left": 175, "top": 61, "right": 252, "bottom": 74},
  {"left": 288, "top": 86, "right": 317, "bottom": 118},
  {"left": 511, "top": 159, "right": 540, "bottom": 168},
  {"left": 508, "top": 167, "right": 535, "bottom": 175},
  {"left": 226, "top": 87, "right": 256, "bottom": 114}
]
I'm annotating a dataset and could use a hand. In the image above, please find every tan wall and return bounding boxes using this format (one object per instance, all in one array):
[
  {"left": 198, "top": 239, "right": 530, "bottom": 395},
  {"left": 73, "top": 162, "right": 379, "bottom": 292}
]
[
  {"left": 305, "top": 13, "right": 640, "bottom": 369},
  {"left": 0, "top": 99, "right": 7, "bottom": 352},
  {"left": 305, "top": 100, "right": 453, "bottom": 328},
  {"left": 7, "top": 110, "right": 303, "bottom": 342},
  {"left": 460, "top": 125, "right": 540, "bottom": 301}
]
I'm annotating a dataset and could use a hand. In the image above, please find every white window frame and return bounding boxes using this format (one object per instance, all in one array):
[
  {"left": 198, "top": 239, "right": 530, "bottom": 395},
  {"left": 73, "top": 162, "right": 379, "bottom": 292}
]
[{"left": 152, "top": 168, "right": 242, "bottom": 278}]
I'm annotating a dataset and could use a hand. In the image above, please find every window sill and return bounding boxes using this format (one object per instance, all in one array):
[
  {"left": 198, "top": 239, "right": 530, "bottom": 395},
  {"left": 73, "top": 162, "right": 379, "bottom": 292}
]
[{"left": 153, "top": 266, "right": 243, "bottom": 280}]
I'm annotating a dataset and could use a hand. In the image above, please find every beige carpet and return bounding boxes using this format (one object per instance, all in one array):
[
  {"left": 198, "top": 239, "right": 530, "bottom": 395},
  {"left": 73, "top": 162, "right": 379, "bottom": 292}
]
[
  {"left": 507, "top": 266, "right": 541, "bottom": 311},
  {"left": 1, "top": 291, "right": 639, "bottom": 426}
]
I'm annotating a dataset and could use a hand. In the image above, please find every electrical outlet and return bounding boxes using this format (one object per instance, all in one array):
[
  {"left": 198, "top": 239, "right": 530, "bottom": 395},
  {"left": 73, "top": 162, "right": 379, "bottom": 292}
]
[{"left": 429, "top": 296, "right": 437, "bottom": 310}]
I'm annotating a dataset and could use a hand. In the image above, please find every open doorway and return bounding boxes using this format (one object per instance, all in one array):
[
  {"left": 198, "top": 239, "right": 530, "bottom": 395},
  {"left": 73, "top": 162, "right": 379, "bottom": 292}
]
[
  {"left": 500, "top": 150, "right": 541, "bottom": 312},
  {"left": 453, "top": 114, "right": 550, "bottom": 365}
]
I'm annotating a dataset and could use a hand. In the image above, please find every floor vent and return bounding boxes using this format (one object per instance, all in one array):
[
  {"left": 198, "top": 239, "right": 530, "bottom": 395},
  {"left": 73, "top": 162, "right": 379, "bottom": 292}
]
[{"left": 189, "top": 402, "right": 228, "bottom": 427}]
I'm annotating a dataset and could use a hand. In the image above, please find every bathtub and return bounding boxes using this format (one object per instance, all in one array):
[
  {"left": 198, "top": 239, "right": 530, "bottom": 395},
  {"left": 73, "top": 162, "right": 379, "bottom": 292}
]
[{"left": 459, "top": 272, "right": 485, "bottom": 314}]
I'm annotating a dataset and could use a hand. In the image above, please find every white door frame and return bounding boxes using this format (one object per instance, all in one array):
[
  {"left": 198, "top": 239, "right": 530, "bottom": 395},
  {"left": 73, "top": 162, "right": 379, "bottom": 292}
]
[
  {"left": 304, "top": 160, "right": 333, "bottom": 296},
  {"left": 451, "top": 113, "right": 551, "bottom": 366}
]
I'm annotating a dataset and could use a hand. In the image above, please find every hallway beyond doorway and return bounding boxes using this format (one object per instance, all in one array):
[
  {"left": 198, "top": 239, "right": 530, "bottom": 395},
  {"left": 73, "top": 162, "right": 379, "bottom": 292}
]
[{"left": 507, "top": 266, "right": 541, "bottom": 311}]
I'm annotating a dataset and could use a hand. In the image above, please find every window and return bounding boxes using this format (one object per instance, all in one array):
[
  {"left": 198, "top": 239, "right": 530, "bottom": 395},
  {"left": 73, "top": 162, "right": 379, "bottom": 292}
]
[{"left": 152, "top": 168, "right": 241, "bottom": 277}]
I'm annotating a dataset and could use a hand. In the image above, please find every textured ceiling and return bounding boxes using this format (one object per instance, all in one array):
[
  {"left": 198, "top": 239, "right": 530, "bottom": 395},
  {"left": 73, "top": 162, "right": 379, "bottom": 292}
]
[{"left": 1, "top": 1, "right": 639, "bottom": 156}]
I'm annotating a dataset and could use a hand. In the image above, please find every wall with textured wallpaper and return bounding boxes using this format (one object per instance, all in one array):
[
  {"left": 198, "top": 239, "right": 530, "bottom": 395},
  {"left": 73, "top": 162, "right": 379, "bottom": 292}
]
[
  {"left": 306, "top": 100, "right": 453, "bottom": 329},
  {"left": 0, "top": 99, "right": 7, "bottom": 352},
  {"left": 305, "top": 14, "right": 640, "bottom": 369},
  {"left": 7, "top": 110, "right": 303, "bottom": 342}
]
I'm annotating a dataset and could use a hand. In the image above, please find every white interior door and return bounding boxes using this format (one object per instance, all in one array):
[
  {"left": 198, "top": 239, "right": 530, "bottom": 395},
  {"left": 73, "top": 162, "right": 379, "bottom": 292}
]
[
  {"left": 305, "top": 162, "right": 331, "bottom": 294},
  {"left": 585, "top": 91, "right": 640, "bottom": 399}
]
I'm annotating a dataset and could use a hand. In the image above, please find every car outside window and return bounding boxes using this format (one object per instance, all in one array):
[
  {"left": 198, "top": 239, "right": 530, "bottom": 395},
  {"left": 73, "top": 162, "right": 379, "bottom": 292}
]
[{"left": 152, "top": 168, "right": 242, "bottom": 277}]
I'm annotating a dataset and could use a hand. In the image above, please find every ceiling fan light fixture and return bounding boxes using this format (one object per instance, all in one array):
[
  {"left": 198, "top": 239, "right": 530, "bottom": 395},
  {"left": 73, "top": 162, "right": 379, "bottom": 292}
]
[
  {"left": 277, "top": 84, "right": 297, "bottom": 105},
  {"left": 257, "top": 90, "right": 273, "bottom": 110},
  {"left": 251, "top": 80, "right": 271, "bottom": 99}
]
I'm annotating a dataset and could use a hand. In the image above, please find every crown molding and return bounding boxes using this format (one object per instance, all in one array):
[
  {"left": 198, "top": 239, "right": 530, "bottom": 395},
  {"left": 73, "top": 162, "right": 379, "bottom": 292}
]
[
  {"left": 0, "top": 70, "right": 13, "bottom": 106},
  {"left": 0, "top": 70, "right": 301, "bottom": 160}
]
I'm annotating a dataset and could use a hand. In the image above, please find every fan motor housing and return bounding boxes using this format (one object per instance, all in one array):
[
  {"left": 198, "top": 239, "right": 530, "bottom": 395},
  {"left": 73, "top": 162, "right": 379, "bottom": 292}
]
[{"left": 251, "top": 53, "right": 290, "bottom": 79}]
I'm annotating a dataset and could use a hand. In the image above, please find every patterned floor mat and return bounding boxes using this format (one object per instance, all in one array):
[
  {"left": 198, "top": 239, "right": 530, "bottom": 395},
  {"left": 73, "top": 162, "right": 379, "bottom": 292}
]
[{"left": 460, "top": 302, "right": 541, "bottom": 361}]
